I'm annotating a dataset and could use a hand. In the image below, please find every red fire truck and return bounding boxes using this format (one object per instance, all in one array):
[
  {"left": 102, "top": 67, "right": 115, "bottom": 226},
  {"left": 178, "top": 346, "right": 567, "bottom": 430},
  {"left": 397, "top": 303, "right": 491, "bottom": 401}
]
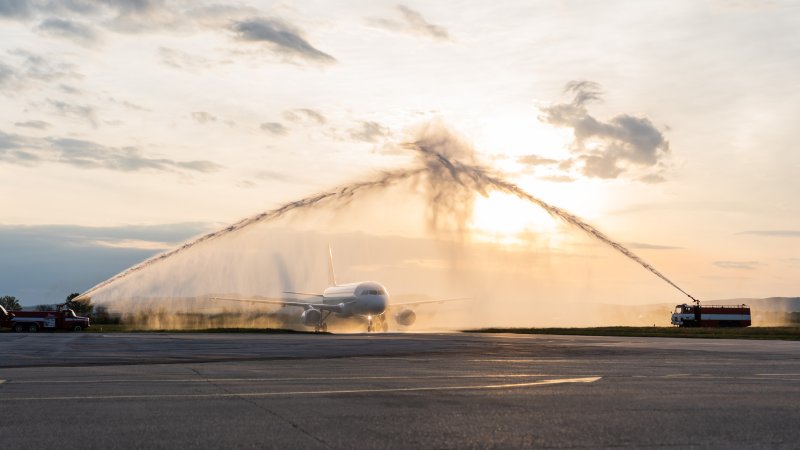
[
  {"left": 0, "top": 303, "right": 90, "bottom": 332},
  {"left": 671, "top": 303, "right": 751, "bottom": 327}
]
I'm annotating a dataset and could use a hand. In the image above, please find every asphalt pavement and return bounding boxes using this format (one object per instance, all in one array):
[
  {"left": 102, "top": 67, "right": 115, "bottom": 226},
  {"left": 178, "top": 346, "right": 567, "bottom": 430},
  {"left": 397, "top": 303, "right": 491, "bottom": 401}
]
[{"left": 1, "top": 331, "right": 799, "bottom": 448}]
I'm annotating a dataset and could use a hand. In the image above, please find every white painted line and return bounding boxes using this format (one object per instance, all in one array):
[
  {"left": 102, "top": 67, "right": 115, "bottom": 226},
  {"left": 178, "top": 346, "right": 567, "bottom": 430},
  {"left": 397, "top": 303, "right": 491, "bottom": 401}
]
[
  {"left": 755, "top": 373, "right": 800, "bottom": 376},
  {"left": 10, "top": 374, "right": 556, "bottom": 384},
  {"left": 0, "top": 377, "right": 601, "bottom": 401},
  {"left": 470, "top": 359, "right": 573, "bottom": 363}
]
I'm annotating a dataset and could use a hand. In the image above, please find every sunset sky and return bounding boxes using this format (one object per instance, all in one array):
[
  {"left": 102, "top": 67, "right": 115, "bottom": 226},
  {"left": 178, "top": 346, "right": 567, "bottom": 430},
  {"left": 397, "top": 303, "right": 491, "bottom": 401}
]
[{"left": 1, "top": 1, "right": 798, "bottom": 306}]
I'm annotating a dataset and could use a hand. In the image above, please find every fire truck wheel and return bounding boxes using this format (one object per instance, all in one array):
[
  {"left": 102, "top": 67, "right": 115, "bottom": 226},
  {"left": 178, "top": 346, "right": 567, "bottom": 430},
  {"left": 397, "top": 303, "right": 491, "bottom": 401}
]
[
  {"left": 28, "top": 323, "right": 39, "bottom": 332},
  {"left": 13, "top": 323, "right": 25, "bottom": 333},
  {"left": 73, "top": 325, "right": 83, "bottom": 332}
]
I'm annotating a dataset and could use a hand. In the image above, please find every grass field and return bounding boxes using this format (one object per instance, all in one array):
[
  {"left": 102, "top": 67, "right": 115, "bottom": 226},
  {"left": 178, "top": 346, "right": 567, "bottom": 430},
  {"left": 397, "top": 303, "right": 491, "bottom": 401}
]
[{"left": 468, "top": 326, "right": 800, "bottom": 340}]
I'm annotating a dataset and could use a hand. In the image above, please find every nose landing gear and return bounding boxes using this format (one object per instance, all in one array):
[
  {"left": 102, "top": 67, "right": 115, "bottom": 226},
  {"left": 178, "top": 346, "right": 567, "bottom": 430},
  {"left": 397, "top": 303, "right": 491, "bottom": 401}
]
[{"left": 366, "top": 314, "right": 388, "bottom": 333}]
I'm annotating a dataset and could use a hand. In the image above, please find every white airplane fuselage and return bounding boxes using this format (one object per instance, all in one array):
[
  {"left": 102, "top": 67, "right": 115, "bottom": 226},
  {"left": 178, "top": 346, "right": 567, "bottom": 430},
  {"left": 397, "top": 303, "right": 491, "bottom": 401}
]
[{"left": 321, "top": 281, "right": 389, "bottom": 317}]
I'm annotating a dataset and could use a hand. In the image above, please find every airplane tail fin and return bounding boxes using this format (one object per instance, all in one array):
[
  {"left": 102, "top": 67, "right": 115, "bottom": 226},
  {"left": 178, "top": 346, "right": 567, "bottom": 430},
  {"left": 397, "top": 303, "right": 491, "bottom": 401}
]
[{"left": 327, "top": 244, "right": 337, "bottom": 287}]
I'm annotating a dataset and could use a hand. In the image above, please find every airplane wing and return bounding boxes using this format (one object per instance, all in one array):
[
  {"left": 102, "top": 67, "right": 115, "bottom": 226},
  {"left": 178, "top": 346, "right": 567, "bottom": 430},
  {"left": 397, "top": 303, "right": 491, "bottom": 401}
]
[
  {"left": 282, "top": 291, "right": 324, "bottom": 297},
  {"left": 389, "top": 297, "right": 471, "bottom": 308},
  {"left": 210, "top": 296, "right": 346, "bottom": 313}
]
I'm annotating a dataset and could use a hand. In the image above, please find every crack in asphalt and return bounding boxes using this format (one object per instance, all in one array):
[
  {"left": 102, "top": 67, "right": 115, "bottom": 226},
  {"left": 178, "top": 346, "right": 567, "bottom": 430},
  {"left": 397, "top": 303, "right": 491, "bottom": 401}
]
[{"left": 188, "top": 367, "right": 329, "bottom": 448}]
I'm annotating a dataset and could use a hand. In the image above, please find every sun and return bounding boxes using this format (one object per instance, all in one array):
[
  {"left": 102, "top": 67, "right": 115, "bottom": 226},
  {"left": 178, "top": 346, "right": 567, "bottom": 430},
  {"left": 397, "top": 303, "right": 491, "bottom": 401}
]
[{"left": 470, "top": 191, "right": 558, "bottom": 246}]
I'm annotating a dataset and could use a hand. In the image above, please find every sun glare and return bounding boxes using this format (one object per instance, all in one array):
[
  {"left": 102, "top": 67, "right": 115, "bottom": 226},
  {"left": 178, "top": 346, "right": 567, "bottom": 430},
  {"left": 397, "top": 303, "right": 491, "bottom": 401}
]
[
  {"left": 465, "top": 110, "right": 614, "bottom": 248},
  {"left": 473, "top": 112, "right": 573, "bottom": 171},
  {"left": 471, "top": 191, "right": 559, "bottom": 246}
]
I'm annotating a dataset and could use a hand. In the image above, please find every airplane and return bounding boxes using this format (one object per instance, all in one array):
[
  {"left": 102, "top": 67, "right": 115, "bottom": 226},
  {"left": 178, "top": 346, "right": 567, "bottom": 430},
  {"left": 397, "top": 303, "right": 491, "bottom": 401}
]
[{"left": 212, "top": 246, "right": 467, "bottom": 332}]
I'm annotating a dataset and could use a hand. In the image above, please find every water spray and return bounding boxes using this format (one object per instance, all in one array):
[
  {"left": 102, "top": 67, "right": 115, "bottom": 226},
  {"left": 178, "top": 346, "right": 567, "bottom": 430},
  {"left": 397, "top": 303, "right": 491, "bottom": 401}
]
[{"left": 76, "top": 124, "right": 699, "bottom": 304}]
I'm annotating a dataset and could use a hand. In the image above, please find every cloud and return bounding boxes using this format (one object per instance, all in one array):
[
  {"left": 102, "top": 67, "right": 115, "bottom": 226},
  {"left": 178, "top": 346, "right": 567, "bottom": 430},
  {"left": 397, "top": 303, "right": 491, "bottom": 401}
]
[
  {"left": 14, "top": 119, "right": 50, "bottom": 129},
  {"left": 738, "top": 230, "right": 800, "bottom": 237},
  {"left": 37, "top": 18, "right": 99, "bottom": 46},
  {"left": 0, "top": 60, "right": 15, "bottom": 87},
  {"left": 517, "top": 154, "right": 559, "bottom": 166},
  {"left": 348, "top": 120, "right": 389, "bottom": 143},
  {"left": 97, "top": 0, "right": 180, "bottom": 33},
  {"left": 638, "top": 173, "right": 666, "bottom": 184},
  {"left": 0, "top": 129, "right": 222, "bottom": 173},
  {"left": 191, "top": 111, "right": 216, "bottom": 124},
  {"left": 539, "top": 175, "right": 575, "bottom": 183},
  {"left": 185, "top": 3, "right": 259, "bottom": 28},
  {"left": 1, "top": 0, "right": 177, "bottom": 33},
  {"left": 0, "top": 0, "right": 31, "bottom": 19},
  {"left": 282, "top": 108, "right": 326, "bottom": 125},
  {"left": 59, "top": 84, "right": 82, "bottom": 94},
  {"left": 260, "top": 122, "right": 288, "bottom": 135},
  {"left": 158, "top": 46, "right": 214, "bottom": 71},
  {"left": 540, "top": 80, "right": 670, "bottom": 182},
  {"left": 50, "top": 137, "right": 221, "bottom": 172},
  {"left": 253, "top": 169, "right": 292, "bottom": 182},
  {"left": 10, "top": 49, "right": 81, "bottom": 82},
  {"left": 0, "top": 130, "right": 39, "bottom": 164},
  {"left": 714, "top": 260, "right": 761, "bottom": 270},
  {"left": 230, "top": 17, "right": 336, "bottom": 64},
  {"left": 47, "top": 99, "right": 97, "bottom": 126},
  {"left": 0, "top": 50, "right": 82, "bottom": 93},
  {"left": 368, "top": 5, "right": 450, "bottom": 41},
  {"left": 107, "top": 96, "right": 149, "bottom": 111}
]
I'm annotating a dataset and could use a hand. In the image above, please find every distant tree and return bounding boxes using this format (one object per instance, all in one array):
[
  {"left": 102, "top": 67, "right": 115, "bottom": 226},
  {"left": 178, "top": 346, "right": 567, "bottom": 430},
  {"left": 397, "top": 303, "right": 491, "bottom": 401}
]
[
  {"left": 35, "top": 304, "right": 55, "bottom": 311},
  {"left": 65, "top": 292, "right": 93, "bottom": 316},
  {"left": 0, "top": 295, "right": 21, "bottom": 310}
]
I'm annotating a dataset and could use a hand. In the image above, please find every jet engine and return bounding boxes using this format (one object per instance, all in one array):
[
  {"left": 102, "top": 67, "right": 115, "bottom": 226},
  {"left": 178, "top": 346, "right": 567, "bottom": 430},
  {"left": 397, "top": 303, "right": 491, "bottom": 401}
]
[
  {"left": 338, "top": 302, "right": 354, "bottom": 317},
  {"left": 301, "top": 308, "right": 322, "bottom": 326},
  {"left": 394, "top": 308, "right": 416, "bottom": 326}
]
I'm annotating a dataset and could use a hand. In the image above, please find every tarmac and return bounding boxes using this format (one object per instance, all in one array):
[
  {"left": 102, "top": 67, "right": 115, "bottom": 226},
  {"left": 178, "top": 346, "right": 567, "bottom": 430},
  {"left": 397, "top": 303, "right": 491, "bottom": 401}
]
[{"left": 1, "top": 331, "right": 799, "bottom": 449}]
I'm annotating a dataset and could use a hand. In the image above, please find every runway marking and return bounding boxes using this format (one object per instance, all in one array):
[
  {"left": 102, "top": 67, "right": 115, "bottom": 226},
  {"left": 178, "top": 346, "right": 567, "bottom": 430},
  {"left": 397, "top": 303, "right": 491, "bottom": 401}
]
[
  {"left": 7, "top": 374, "right": 555, "bottom": 384},
  {"left": 470, "top": 359, "right": 574, "bottom": 363},
  {"left": 755, "top": 373, "right": 800, "bottom": 376},
  {"left": 0, "top": 380, "right": 5, "bottom": 384},
  {"left": 0, "top": 377, "right": 601, "bottom": 401}
]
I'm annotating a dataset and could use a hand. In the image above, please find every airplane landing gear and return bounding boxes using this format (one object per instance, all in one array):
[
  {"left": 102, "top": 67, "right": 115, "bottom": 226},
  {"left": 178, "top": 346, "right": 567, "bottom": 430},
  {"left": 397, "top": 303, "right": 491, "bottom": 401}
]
[
  {"left": 366, "top": 314, "right": 388, "bottom": 333},
  {"left": 314, "top": 312, "right": 331, "bottom": 333},
  {"left": 377, "top": 313, "right": 388, "bottom": 332}
]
